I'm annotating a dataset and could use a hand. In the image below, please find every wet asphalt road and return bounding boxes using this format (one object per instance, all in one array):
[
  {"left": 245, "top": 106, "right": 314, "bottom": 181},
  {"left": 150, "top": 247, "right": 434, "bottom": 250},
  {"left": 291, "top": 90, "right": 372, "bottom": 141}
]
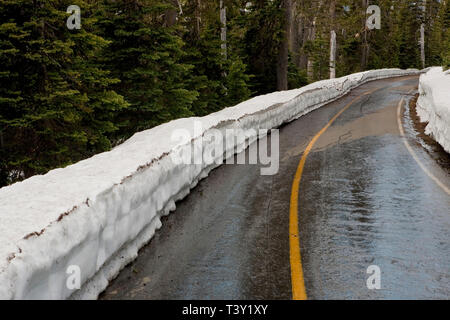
[{"left": 100, "top": 76, "right": 450, "bottom": 300}]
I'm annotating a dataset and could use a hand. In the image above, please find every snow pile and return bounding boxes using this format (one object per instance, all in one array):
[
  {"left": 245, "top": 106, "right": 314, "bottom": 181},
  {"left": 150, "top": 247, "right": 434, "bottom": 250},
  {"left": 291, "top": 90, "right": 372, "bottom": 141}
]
[
  {"left": 0, "top": 68, "right": 420, "bottom": 300},
  {"left": 417, "top": 67, "right": 450, "bottom": 153}
]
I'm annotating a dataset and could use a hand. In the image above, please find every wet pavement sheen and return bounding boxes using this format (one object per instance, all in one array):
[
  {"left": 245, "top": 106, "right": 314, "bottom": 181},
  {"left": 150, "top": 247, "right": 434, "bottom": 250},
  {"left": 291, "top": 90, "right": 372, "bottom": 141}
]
[{"left": 100, "top": 76, "right": 449, "bottom": 300}]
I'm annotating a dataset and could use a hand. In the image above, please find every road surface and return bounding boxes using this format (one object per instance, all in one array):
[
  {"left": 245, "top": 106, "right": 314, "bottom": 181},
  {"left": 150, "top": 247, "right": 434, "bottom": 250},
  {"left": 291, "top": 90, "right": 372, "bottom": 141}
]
[{"left": 100, "top": 75, "right": 450, "bottom": 300}]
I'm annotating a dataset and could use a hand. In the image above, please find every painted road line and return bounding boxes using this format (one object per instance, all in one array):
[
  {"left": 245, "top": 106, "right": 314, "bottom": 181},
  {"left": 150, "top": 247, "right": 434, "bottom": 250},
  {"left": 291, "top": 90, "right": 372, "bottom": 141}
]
[
  {"left": 397, "top": 93, "right": 450, "bottom": 195},
  {"left": 289, "top": 87, "right": 379, "bottom": 300}
]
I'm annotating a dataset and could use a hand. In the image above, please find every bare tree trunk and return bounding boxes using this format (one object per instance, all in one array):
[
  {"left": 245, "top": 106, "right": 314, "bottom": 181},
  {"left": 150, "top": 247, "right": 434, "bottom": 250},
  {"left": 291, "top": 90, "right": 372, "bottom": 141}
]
[
  {"left": 194, "top": 0, "right": 201, "bottom": 36},
  {"left": 297, "top": 16, "right": 306, "bottom": 68},
  {"left": 220, "top": 0, "right": 227, "bottom": 59},
  {"left": 420, "top": 0, "right": 426, "bottom": 68},
  {"left": 307, "top": 17, "right": 316, "bottom": 81},
  {"left": 330, "top": 30, "right": 336, "bottom": 78},
  {"left": 287, "top": 1, "right": 295, "bottom": 52},
  {"left": 164, "top": 0, "right": 181, "bottom": 27},
  {"left": 277, "top": 0, "right": 292, "bottom": 91},
  {"left": 290, "top": 4, "right": 302, "bottom": 67},
  {"left": 298, "top": 19, "right": 308, "bottom": 70},
  {"left": 420, "top": 24, "right": 425, "bottom": 68},
  {"left": 329, "top": 0, "right": 336, "bottom": 79},
  {"left": 361, "top": 0, "right": 369, "bottom": 70}
]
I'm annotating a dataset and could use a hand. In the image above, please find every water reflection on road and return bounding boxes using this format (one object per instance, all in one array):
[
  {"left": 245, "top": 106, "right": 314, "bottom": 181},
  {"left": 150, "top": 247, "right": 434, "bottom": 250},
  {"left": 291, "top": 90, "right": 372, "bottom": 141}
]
[
  {"left": 100, "top": 76, "right": 449, "bottom": 300},
  {"left": 299, "top": 89, "right": 450, "bottom": 299}
]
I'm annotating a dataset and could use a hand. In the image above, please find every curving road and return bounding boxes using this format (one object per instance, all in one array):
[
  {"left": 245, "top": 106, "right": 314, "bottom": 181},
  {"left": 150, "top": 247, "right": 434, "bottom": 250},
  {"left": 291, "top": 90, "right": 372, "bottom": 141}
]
[{"left": 100, "top": 75, "right": 450, "bottom": 300}]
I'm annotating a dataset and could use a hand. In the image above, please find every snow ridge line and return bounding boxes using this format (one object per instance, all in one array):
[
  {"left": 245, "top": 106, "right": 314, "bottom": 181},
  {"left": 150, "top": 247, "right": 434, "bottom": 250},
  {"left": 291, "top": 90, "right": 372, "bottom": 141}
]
[
  {"left": 416, "top": 67, "right": 450, "bottom": 153},
  {"left": 0, "top": 69, "right": 421, "bottom": 299}
]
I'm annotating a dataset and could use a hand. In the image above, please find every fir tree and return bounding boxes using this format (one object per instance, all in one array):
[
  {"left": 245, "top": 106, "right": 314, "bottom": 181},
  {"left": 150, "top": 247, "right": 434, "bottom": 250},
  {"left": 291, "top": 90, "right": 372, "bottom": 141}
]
[
  {"left": 0, "top": 0, "right": 127, "bottom": 185},
  {"left": 180, "top": 0, "right": 251, "bottom": 116},
  {"left": 441, "top": 0, "right": 450, "bottom": 69},
  {"left": 97, "top": 0, "right": 198, "bottom": 136},
  {"left": 241, "top": 0, "right": 284, "bottom": 94}
]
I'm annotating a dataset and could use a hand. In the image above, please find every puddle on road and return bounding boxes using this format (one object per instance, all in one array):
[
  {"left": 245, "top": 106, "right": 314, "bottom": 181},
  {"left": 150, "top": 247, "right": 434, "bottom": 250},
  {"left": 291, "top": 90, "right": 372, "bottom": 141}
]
[
  {"left": 299, "top": 134, "right": 450, "bottom": 299},
  {"left": 283, "top": 104, "right": 400, "bottom": 161}
]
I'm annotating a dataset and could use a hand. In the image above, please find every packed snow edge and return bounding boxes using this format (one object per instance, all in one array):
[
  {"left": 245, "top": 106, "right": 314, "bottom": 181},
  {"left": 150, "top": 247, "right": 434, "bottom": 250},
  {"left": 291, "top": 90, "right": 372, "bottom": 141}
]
[
  {"left": 417, "top": 67, "right": 450, "bottom": 153},
  {"left": 0, "top": 69, "right": 420, "bottom": 299}
]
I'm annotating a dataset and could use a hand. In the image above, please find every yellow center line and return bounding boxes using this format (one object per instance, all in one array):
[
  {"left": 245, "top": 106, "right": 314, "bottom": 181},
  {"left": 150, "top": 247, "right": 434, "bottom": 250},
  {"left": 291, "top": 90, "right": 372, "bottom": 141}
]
[{"left": 289, "top": 87, "right": 379, "bottom": 300}]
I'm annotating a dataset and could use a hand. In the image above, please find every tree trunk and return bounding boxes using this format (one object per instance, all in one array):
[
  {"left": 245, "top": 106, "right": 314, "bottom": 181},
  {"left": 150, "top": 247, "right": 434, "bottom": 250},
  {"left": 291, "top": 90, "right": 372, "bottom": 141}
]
[
  {"left": 329, "top": 0, "right": 336, "bottom": 79},
  {"left": 420, "top": 0, "right": 426, "bottom": 68},
  {"left": 194, "top": 0, "right": 201, "bottom": 36},
  {"left": 290, "top": 5, "right": 302, "bottom": 67},
  {"left": 361, "top": 0, "right": 369, "bottom": 70},
  {"left": 277, "top": 0, "right": 292, "bottom": 91},
  {"left": 220, "top": 0, "right": 227, "bottom": 59},
  {"left": 164, "top": 0, "right": 181, "bottom": 27},
  {"left": 277, "top": 0, "right": 292, "bottom": 90},
  {"left": 307, "top": 17, "right": 316, "bottom": 81},
  {"left": 330, "top": 30, "right": 336, "bottom": 78}
]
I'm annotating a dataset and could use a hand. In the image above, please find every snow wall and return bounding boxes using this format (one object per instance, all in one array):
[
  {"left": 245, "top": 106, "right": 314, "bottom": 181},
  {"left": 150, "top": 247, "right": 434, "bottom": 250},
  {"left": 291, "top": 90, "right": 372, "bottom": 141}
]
[
  {"left": 417, "top": 67, "right": 450, "bottom": 153},
  {"left": 0, "top": 68, "right": 421, "bottom": 300}
]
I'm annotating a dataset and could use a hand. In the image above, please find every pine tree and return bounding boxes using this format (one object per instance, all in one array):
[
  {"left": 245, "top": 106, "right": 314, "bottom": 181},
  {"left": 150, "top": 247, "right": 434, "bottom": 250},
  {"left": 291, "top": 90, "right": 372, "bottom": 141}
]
[
  {"left": 2, "top": 0, "right": 447, "bottom": 187},
  {"left": 396, "top": 0, "right": 422, "bottom": 69},
  {"left": 241, "top": 0, "right": 284, "bottom": 93},
  {"left": 181, "top": 0, "right": 251, "bottom": 116},
  {"left": 0, "top": 0, "right": 128, "bottom": 185},
  {"left": 441, "top": 0, "right": 450, "bottom": 69},
  {"left": 97, "top": 0, "right": 198, "bottom": 136},
  {"left": 366, "top": 0, "right": 401, "bottom": 69},
  {"left": 425, "top": 0, "right": 443, "bottom": 66}
]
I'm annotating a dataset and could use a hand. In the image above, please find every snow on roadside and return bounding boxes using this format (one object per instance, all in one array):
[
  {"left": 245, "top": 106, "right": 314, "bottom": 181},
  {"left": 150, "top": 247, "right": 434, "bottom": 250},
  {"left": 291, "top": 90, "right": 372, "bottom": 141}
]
[
  {"left": 417, "top": 67, "right": 450, "bottom": 153},
  {"left": 0, "top": 69, "right": 421, "bottom": 300}
]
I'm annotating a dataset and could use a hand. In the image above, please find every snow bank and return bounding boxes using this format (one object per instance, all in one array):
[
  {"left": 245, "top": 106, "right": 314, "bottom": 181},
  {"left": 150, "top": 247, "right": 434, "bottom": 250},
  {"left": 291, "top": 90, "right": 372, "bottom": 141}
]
[
  {"left": 0, "top": 68, "right": 420, "bottom": 300},
  {"left": 417, "top": 67, "right": 450, "bottom": 153}
]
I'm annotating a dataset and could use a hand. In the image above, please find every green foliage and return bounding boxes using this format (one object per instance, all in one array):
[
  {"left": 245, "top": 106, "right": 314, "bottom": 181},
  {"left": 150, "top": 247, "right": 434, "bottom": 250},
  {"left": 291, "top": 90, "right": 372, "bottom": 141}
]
[
  {"left": 288, "top": 58, "right": 308, "bottom": 89},
  {"left": 442, "top": 1, "right": 450, "bottom": 70},
  {"left": 241, "top": 0, "right": 284, "bottom": 94},
  {"left": 1, "top": 0, "right": 448, "bottom": 187},
  {"left": 396, "top": 1, "right": 422, "bottom": 69},
  {"left": 443, "top": 31, "right": 450, "bottom": 70},
  {"left": 180, "top": 0, "right": 251, "bottom": 116},
  {"left": 311, "top": 34, "right": 329, "bottom": 80},
  {"left": 181, "top": 22, "right": 229, "bottom": 116},
  {"left": 225, "top": 58, "right": 252, "bottom": 106},
  {"left": 0, "top": 0, "right": 128, "bottom": 184},
  {"left": 97, "top": 0, "right": 197, "bottom": 135}
]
